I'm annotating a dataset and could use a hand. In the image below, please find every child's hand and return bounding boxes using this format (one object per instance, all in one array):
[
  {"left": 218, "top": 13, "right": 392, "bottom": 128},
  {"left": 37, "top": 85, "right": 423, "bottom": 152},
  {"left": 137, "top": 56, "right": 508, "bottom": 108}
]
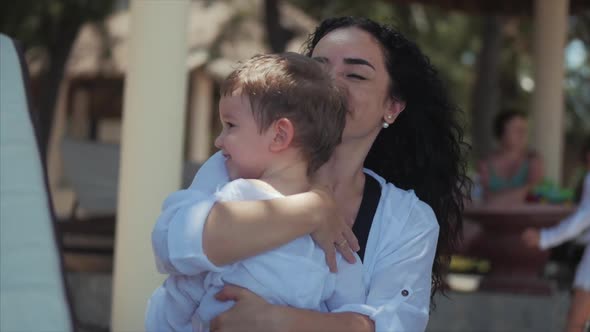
[
  {"left": 522, "top": 228, "right": 541, "bottom": 248},
  {"left": 308, "top": 186, "right": 359, "bottom": 273}
]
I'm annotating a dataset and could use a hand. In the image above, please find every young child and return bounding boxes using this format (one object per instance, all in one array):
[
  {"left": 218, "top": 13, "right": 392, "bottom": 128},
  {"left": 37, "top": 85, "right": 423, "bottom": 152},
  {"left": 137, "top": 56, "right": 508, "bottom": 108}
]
[
  {"left": 523, "top": 136, "right": 590, "bottom": 332},
  {"left": 145, "top": 52, "right": 365, "bottom": 332}
]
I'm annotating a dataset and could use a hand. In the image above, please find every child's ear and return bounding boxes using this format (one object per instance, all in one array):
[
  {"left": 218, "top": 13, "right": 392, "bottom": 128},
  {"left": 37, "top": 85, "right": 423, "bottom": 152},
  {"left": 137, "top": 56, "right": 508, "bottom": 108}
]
[{"left": 269, "top": 118, "right": 295, "bottom": 152}]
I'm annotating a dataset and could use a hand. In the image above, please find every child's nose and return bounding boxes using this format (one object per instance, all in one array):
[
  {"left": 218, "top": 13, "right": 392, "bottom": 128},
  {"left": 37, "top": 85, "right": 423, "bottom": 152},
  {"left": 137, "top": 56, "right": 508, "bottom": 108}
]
[{"left": 214, "top": 134, "right": 223, "bottom": 149}]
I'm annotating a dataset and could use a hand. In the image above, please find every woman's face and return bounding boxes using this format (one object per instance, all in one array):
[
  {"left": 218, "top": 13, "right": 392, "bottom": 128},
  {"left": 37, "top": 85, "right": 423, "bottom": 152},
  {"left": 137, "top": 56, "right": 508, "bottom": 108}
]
[
  {"left": 311, "top": 27, "right": 403, "bottom": 141},
  {"left": 501, "top": 116, "right": 528, "bottom": 151}
]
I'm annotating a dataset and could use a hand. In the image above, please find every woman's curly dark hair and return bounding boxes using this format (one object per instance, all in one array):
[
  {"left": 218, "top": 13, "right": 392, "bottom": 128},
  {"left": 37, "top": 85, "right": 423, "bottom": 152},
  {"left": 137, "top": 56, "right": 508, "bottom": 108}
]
[{"left": 303, "top": 17, "right": 471, "bottom": 306}]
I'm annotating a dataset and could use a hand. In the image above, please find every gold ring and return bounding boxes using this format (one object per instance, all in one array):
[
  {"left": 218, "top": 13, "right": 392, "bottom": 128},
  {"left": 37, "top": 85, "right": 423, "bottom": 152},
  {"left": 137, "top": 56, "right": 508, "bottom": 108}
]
[{"left": 336, "top": 240, "right": 347, "bottom": 247}]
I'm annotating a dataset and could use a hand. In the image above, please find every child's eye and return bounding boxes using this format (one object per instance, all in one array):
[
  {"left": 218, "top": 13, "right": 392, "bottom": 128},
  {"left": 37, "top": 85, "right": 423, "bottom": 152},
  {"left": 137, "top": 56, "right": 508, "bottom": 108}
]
[
  {"left": 225, "top": 122, "right": 235, "bottom": 128},
  {"left": 347, "top": 73, "right": 366, "bottom": 80}
]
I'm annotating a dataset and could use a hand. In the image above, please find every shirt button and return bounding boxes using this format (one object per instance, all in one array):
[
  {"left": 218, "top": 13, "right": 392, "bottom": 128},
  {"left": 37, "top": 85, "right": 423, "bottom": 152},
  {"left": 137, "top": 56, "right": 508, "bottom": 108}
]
[{"left": 401, "top": 289, "right": 409, "bottom": 297}]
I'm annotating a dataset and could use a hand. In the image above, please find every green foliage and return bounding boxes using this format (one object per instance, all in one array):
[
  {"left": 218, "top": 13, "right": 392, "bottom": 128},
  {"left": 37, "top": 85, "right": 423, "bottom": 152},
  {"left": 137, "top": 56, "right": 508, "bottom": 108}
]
[
  {"left": 287, "top": 0, "right": 589, "bottom": 146},
  {"left": 0, "top": 0, "right": 115, "bottom": 159},
  {"left": 288, "top": 0, "right": 482, "bottom": 123},
  {"left": 565, "top": 13, "right": 590, "bottom": 135},
  {"left": 531, "top": 179, "right": 575, "bottom": 203},
  {"left": 0, "top": 0, "right": 114, "bottom": 49}
]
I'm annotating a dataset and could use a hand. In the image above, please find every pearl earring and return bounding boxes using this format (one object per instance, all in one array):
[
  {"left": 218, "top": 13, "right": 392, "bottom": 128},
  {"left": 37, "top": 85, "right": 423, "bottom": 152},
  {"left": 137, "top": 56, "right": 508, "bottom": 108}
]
[{"left": 382, "top": 115, "right": 393, "bottom": 129}]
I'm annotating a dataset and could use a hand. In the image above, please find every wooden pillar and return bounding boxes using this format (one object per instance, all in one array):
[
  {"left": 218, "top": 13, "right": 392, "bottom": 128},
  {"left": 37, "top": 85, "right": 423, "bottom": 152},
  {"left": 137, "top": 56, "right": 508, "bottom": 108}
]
[
  {"left": 187, "top": 69, "right": 214, "bottom": 163},
  {"left": 530, "top": 0, "right": 569, "bottom": 184},
  {"left": 110, "top": 1, "right": 189, "bottom": 330}
]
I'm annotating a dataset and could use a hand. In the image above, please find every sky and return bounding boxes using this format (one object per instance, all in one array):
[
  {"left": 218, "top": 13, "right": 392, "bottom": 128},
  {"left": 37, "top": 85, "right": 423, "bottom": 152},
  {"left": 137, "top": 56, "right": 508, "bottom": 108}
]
[{"left": 566, "top": 39, "right": 587, "bottom": 69}]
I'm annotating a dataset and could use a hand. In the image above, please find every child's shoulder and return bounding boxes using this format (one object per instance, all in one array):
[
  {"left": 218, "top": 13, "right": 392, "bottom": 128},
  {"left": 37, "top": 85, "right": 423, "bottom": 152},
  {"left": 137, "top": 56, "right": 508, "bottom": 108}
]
[
  {"left": 188, "top": 151, "right": 229, "bottom": 192},
  {"left": 216, "top": 179, "right": 282, "bottom": 201}
]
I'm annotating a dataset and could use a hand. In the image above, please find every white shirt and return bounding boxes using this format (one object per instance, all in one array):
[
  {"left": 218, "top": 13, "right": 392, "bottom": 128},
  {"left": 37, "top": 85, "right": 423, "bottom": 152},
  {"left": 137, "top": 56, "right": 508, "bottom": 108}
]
[
  {"left": 146, "top": 179, "right": 365, "bottom": 332},
  {"left": 151, "top": 151, "right": 440, "bottom": 332},
  {"left": 540, "top": 172, "right": 590, "bottom": 249}
]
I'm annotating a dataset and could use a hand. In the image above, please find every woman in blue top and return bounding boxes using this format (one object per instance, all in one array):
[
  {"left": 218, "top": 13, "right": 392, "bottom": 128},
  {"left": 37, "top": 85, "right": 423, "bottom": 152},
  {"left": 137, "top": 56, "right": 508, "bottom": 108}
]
[
  {"left": 478, "top": 110, "right": 544, "bottom": 205},
  {"left": 523, "top": 137, "right": 590, "bottom": 332}
]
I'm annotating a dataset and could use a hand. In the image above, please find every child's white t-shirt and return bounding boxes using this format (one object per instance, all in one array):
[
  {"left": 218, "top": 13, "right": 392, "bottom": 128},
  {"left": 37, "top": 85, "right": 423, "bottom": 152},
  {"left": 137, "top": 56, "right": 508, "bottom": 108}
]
[{"left": 145, "top": 179, "right": 365, "bottom": 332}]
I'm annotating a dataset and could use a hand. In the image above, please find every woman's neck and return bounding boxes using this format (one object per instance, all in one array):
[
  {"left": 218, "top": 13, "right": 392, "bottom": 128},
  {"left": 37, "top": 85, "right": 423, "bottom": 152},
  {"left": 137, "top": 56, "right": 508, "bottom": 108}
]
[
  {"left": 498, "top": 146, "right": 526, "bottom": 161},
  {"left": 315, "top": 137, "right": 373, "bottom": 195}
]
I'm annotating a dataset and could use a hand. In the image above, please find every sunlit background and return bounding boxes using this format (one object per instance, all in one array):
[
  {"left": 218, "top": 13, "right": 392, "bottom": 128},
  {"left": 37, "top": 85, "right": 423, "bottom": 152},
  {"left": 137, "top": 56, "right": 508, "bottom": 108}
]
[{"left": 1, "top": 0, "right": 589, "bottom": 331}]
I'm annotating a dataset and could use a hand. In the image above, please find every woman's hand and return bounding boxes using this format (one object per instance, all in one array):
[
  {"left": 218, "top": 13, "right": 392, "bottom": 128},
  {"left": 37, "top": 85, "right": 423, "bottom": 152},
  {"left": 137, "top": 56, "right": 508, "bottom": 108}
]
[
  {"left": 309, "top": 186, "right": 359, "bottom": 272},
  {"left": 210, "top": 285, "right": 283, "bottom": 332}
]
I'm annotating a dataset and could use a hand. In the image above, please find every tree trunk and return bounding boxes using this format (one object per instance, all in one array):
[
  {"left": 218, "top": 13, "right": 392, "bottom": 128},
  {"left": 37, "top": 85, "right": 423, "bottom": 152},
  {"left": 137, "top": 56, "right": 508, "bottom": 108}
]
[
  {"left": 264, "top": 0, "right": 295, "bottom": 52},
  {"left": 37, "top": 23, "right": 79, "bottom": 165},
  {"left": 471, "top": 16, "right": 504, "bottom": 160}
]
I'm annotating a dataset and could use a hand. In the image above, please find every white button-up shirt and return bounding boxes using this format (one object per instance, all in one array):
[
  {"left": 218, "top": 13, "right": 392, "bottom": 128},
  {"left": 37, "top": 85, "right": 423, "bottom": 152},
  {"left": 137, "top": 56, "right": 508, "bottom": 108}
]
[
  {"left": 150, "top": 152, "right": 439, "bottom": 332},
  {"left": 146, "top": 179, "right": 365, "bottom": 332},
  {"left": 540, "top": 172, "right": 590, "bottom": 249}
]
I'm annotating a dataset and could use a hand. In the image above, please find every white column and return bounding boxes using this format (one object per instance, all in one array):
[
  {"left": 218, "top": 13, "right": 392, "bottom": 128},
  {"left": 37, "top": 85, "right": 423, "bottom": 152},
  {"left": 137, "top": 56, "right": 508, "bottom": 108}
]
[
  {"left": 530, "top": 0, "right": 569, "bottom": 184},
  {"left": 187, "top": 70, "right": 213, "bottom": 163},
  {"left": 110, "top": 1, "right": 189, "bottom": 331}
]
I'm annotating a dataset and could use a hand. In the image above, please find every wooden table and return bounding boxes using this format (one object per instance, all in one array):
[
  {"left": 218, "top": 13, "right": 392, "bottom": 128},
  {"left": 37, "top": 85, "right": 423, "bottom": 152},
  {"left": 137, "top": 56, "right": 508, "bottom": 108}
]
[{"left": 462, "top": 203, "right": 575, "bottom": 294}]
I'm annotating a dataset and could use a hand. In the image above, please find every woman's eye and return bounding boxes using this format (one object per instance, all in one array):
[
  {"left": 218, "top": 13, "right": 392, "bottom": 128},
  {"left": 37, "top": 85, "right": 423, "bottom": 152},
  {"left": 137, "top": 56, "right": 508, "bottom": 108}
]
[
  {"left": 225, "top": 122, "right": 235, "bottom": 128},
  {"left": 347, "top": 73, "right": 366, "bottom": 80}
]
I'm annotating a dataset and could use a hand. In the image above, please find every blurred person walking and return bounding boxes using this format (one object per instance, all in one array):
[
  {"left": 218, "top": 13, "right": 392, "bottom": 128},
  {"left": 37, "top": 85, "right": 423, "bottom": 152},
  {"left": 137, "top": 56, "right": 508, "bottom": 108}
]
[{"left": 524, "top": 137, "right": 590, "bottom": 332}]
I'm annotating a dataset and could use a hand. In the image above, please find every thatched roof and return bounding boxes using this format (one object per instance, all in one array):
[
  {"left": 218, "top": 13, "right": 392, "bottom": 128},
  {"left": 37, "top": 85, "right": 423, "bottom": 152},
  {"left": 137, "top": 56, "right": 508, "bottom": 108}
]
[{"left": 30, "top": 0, "right": 316, "bottom": 80}]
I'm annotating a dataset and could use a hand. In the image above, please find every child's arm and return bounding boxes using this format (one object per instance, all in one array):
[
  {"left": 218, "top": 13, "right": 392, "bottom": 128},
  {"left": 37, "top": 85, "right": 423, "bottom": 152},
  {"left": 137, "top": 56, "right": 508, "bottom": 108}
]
[
  {"left": 153, "top": 151, "right": 357, "bottom": 275},
  {"left": 153, "top": 188, "right": 356, "bottom": 275},
  {"left": 145, "top": 275, "right": 205, "bottom": 332},
  {"left": 151, "top": 188, "right": 222, "bottom": 275},
  {"left": 203, "top": 187, "right": 358, "bottom": 271},
  {"left": 152, "top": 152, "right": 228, "bottom": 275}
]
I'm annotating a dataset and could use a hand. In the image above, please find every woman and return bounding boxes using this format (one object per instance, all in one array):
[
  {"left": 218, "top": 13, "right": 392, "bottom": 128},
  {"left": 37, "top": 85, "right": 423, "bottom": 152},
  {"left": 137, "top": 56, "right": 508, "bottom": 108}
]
[
  {"left": 153, "top": 17, "right": 469, "bottom": 331},
  {"left": 478, "top": 110, "right": 543, "bottom": 205}
]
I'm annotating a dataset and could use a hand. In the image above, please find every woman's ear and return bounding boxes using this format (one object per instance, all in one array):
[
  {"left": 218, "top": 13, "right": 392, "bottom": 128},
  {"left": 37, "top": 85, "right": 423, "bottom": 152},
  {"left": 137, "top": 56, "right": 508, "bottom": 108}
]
[
  {"left": 269, "top": 118, "right": 295, "bottom": 152},
  {"left": 384, "top": 99, "right": 406, "bottom": 125}
]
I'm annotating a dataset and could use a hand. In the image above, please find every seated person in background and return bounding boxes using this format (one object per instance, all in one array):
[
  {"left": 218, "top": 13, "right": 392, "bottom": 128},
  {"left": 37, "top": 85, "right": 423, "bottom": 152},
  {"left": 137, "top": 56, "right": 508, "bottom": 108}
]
[
  {"left": 523, "top": 136, "right": 590, "bottom": 332},
  {"left": 145, "top": 52, "right": 364, "bottom": 332},
  {"left": 477, "top": 110, "right": 544, "bottom": 205}
]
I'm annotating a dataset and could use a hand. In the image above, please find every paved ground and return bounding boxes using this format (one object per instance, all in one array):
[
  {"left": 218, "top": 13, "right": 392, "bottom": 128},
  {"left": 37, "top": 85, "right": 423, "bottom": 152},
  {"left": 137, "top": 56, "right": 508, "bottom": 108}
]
[
  {"left": 427, "top": 290, "right": 569, "bottom": 332},
  {"left": 66, "top": 272, "right": 570, "bottom": 332},
  {"left": 67, "top": 273, "right": 112, "bottom": 332}
]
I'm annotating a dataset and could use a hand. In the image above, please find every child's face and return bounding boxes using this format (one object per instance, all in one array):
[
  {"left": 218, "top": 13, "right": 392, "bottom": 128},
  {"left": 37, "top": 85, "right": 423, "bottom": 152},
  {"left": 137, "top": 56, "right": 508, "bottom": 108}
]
[{"left": 214, "top": 95, "right": 273, "bottom": 180}]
